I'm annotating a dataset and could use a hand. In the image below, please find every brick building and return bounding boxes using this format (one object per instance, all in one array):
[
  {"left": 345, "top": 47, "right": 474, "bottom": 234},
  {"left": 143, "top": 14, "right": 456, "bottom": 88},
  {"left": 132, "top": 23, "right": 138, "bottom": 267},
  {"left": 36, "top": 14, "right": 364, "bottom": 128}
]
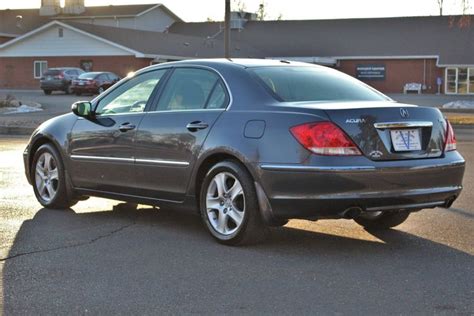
[{"left": 0, "top": 1, "right": 473, "bottom": 95}]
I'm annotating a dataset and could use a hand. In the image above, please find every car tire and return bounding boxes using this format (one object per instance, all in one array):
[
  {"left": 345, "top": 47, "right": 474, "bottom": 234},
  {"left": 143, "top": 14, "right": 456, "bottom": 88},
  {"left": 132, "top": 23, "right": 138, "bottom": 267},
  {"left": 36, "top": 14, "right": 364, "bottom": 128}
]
[
  {"left": 31, "top": 144, "right": 77, "bottom": 209},
  {"left": 199, "top": 160, "right": 268, "bottom": 246},
  {"left": 354, "top": 210, "right": 410, "bottom": 230},
  {"left": 65, "top": 85, "right": 73, "bottom": 95},
  {"left": 43, "top": 90, "right": 52, "bottom": 95},
  {"left": 75, "top": 92, "right": 82, "bottom": 96}
]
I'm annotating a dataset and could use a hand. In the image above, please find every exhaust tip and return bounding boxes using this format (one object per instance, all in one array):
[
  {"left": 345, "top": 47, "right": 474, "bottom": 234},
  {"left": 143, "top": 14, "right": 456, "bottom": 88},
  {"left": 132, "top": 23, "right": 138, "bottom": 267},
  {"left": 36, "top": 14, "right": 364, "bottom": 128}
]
[{"left": 340, "top": 206, "right": 363, "bottom": 219}]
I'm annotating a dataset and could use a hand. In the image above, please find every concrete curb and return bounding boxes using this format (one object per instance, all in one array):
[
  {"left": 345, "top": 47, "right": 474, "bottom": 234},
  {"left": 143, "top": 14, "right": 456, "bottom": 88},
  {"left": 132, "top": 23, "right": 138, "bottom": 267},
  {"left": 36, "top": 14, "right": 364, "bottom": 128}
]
[{"left": 0, "top": 126, "right": 35, "bottom": 135}]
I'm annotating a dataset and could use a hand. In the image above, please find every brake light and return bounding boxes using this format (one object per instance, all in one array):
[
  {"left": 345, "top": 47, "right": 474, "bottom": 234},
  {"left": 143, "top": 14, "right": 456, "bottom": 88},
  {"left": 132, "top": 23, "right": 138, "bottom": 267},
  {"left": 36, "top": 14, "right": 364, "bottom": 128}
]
[
  {"left": 444, "top": 120, "right": 456, "bottom": 151},
  {"left": 290, "top": 121, "right": 362, "bottom": 156}
]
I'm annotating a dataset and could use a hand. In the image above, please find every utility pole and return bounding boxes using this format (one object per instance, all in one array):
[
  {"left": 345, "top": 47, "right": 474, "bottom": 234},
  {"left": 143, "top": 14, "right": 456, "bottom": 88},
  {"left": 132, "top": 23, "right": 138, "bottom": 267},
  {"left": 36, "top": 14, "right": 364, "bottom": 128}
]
[{"left": 224, "top": 0, "right": 231, "bottom": 58}]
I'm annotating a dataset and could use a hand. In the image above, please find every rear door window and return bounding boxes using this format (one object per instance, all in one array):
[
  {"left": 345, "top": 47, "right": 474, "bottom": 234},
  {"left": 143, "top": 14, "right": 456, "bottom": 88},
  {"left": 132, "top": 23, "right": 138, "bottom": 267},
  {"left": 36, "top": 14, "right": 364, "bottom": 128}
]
[
  {"left": 44, "top": 70, "right": 61, "bottom": 76},
  {"left": 155, "top": 68, "right": 225, "bottom": 111},
  {"left": 207, "top": 81, "right": 228, "bottom": 109}
]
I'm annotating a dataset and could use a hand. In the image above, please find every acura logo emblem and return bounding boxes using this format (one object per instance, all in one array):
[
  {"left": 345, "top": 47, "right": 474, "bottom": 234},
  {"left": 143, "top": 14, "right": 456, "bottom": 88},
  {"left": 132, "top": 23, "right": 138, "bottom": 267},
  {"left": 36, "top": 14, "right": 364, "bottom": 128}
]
[{"left": 400, "top": 108, "right": 409, "bottom": 118}]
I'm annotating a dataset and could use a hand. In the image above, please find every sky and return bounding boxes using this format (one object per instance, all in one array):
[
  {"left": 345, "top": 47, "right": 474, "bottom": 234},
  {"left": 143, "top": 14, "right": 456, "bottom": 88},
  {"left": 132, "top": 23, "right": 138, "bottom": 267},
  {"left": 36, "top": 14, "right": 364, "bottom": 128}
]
[{"left": 0, "top": 0, "right": 471, "bottom": 22}]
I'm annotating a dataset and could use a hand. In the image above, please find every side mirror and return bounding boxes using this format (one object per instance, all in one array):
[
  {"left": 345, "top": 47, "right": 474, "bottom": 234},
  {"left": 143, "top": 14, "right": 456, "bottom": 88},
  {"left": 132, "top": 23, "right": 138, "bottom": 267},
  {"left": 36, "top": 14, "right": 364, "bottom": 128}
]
[{"left": 71, "top": 101, "right": 93, "bottom": 118}]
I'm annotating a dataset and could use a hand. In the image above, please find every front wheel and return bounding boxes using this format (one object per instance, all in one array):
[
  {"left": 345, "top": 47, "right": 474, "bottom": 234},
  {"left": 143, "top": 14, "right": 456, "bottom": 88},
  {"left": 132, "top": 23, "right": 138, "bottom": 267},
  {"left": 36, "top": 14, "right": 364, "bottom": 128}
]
[
  {"left": 32, "top": 144, "right": 77, "bottom": 209},
  {"left": 354, "top": 210, "right": 410, "bottom": 230},
  {"left": 43, "top": 90, "right": 52, "bottom": 95},
  {"left": 200, "top": 161, "right": 267, "bottom": 246}
]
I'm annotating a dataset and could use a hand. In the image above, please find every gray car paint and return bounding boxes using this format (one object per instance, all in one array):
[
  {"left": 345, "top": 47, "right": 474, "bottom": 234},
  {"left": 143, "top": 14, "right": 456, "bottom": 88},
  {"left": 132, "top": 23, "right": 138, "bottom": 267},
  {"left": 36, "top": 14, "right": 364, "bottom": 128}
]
[{"left": 24, "top": 59, "right": 465, "bottom": 222}]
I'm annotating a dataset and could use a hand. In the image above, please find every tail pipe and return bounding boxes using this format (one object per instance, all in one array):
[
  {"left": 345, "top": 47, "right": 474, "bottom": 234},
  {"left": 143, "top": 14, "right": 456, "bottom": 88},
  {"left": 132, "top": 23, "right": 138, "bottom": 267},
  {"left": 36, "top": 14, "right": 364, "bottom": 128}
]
[{"left": 340, "top": 206, "right": 363, "bottom": 219}]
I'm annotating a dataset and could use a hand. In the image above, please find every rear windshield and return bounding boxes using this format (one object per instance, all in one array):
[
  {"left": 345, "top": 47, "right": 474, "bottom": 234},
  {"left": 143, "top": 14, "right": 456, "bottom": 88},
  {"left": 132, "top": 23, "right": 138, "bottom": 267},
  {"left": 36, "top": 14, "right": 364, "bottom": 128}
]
[
  {"left": 44, "top": 70, "right": 61, "bottom": 76},
  {"left": 78, "top": 73, "right": 98, "bottom": 80},
  {"left": 250, "top": 66, "right": 388, "bottom": 102}
]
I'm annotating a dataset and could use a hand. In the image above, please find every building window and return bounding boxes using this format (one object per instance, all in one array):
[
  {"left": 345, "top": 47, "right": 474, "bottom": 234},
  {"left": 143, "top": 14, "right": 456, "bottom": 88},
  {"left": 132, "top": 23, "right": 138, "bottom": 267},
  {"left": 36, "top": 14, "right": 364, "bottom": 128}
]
[
  {"left": 58, "top": 27, "right": 64, "bottom": 38},
  {"left": 34, "top": 61, "right": 48, "bottom": 79},
  {"left": 445, "top": 67, "right": 474, "bottom": 94}
]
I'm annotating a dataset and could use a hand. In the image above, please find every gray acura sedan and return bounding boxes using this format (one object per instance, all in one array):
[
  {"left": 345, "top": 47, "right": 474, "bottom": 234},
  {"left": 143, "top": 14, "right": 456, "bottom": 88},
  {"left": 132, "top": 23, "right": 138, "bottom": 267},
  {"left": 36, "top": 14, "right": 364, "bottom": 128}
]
[{"left": 23, "top": 59, "right": 465, "bottom": 245}]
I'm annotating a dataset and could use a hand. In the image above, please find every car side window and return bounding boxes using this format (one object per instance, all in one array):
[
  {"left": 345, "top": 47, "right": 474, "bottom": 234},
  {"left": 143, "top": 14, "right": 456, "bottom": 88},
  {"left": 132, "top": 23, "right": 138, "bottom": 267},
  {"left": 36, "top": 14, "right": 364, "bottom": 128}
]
[
  {"left": 95, "top": 69, "right": 167, "bottom": 116},
  {"left": 207, "top": 81, "right": 228, "bottom": 109},
  {"left": 156, "top": 68, "right": 223, "bottom": 111}
]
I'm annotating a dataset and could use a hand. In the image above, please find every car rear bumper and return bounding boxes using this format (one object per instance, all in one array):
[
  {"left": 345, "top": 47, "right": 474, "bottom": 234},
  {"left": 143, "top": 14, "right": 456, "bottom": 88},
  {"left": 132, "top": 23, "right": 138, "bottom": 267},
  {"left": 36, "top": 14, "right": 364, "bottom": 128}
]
[
  {"left": 71, "top": 85, "right": 98, "bottom": 93},
  {"left": 256, "top": 151, "right": 465, "bottom": 220},
  {"left": 40, "top": 81, "right": 68, "bottom": 90}
]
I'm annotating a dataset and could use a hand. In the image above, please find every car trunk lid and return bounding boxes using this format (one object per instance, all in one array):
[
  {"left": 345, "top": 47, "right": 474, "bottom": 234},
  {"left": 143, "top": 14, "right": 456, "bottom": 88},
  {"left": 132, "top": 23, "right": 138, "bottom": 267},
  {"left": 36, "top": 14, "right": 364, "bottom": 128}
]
[{"left": 288, "top": 101, "right": 447, "bottom": 161}]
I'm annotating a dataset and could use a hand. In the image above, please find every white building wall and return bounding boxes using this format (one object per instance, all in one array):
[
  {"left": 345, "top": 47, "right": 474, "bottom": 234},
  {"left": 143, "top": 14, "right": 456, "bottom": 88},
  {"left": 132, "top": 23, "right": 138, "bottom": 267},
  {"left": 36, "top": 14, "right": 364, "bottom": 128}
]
[{"left": 0, "top": 25, "right": 133, "bottom": 57}]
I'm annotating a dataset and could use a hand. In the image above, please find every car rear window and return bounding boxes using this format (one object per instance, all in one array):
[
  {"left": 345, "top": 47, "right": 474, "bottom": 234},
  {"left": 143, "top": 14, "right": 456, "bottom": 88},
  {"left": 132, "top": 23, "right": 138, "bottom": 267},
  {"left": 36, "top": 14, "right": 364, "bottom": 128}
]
[
  {"left": 78, "top": 73, "right": 97, "bottom": 80},
  {"left": 44, "top": 70, "right": 61, "bottom": 76},
  {"left": 250, "top": 66, "right": 388, "bottom": 102}
]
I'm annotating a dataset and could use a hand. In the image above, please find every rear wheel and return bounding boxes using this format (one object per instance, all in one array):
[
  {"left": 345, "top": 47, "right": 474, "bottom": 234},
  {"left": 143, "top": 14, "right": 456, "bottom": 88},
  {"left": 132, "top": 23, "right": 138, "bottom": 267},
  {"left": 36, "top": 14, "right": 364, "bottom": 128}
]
[
  {"left": 354, "top": 210, "right": 410, "bottom": 230},
  {"left": 43, "top": 90, "right": 52, "bottom": 95},
  {"left": 200, "top": 161, "right": 267, "bottom": 246},
  {"left": 32, "top": 144, "right": 77, "bottom": 209}
]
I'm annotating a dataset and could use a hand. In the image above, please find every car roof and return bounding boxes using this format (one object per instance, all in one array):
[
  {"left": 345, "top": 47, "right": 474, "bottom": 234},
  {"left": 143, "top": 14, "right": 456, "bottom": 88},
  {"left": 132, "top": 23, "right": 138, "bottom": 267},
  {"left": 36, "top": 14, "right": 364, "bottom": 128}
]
[{"left": 146, "top": 58, "right": 320, "bottom": 70}]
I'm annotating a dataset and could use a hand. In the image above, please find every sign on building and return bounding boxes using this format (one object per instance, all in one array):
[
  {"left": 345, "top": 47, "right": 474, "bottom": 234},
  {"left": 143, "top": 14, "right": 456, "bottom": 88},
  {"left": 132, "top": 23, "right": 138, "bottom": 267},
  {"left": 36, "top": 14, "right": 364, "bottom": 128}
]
[{"left": 356, "top": 64, "right": 386, "bottom": 80}]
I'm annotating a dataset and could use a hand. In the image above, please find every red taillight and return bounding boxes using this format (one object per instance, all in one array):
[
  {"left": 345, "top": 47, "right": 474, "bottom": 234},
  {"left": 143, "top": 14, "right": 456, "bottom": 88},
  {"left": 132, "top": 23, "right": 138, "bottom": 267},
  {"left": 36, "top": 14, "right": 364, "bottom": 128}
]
[
  {"left": 444, "top": 120, "right": 456, "bottom": 152},
  {"left": 290, "top": 121, "right": 362, "bottom": 156}
]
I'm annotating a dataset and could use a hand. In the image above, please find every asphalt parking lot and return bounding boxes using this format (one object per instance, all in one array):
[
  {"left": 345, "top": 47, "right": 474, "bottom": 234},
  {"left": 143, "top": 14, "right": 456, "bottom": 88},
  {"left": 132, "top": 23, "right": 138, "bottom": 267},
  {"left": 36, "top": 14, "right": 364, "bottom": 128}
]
[{"left": 0, "top": 135, "right": 472, "bottom": 314}]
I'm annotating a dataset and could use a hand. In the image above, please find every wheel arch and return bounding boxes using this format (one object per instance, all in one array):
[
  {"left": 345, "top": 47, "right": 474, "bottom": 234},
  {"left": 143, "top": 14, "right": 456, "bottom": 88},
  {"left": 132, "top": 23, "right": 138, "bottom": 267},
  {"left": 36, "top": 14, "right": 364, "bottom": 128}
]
[
  {"left": 27, "top": 134, "right": 66, "bottom": 181},
  {"left": 189, "top": 149, "right": 259, "bottom": 209}
]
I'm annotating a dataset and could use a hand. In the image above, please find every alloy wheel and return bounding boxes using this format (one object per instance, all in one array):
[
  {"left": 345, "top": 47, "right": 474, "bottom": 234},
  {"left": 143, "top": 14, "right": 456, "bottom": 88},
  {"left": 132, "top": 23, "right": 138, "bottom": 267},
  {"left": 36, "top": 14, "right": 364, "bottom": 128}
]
[
  {"left": 206, "top": 172, "right": 245, "bottom": 235},
  {"left": 35, "top": 152, "right": 59, "bottom": 203}
]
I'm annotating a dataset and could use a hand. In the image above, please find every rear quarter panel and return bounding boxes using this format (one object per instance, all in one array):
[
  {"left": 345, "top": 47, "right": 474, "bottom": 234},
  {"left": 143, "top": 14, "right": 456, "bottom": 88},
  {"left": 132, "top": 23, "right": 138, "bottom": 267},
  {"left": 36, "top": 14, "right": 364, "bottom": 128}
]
[{"left": 187, "top": 108, "right": 329, "bottom": 195}]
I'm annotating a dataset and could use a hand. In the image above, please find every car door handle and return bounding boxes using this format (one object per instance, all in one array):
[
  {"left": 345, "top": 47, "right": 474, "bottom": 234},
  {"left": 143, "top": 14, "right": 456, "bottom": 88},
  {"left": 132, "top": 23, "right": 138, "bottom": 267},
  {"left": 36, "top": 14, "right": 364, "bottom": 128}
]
[
  {"left": 119, "top": 123, "right": 136, "bottom": 132},
  {"left": 186, "top": 121, "right": 209, "bottom": 132}
]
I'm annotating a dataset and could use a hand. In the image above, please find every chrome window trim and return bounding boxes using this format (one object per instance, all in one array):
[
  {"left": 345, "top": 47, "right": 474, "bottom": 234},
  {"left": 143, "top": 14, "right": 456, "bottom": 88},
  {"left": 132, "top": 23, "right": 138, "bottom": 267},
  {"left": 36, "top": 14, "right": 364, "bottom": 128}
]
[
  {"left": 145, "top": 108, "right": 225, "bottom": 114},
  {"left": 70, "top": 155, "right": 189, "bottom": 166},
  {"left": 374, "top": 121, "right": 433, "bottom": 129}
]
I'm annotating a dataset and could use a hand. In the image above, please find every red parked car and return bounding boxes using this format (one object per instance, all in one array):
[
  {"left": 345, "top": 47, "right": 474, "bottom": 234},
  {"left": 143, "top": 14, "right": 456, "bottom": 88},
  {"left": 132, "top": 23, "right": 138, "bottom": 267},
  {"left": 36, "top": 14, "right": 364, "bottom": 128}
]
[{"left": 71, "top": 72, "right": 121, "bottom": 96}]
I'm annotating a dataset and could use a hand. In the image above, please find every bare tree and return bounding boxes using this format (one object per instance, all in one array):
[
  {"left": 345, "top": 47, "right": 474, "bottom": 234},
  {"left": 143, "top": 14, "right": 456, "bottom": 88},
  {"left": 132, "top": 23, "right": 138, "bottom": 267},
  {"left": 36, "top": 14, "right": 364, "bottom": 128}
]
[
  {"left": 232, "top": 0, "right": 247, "bottom": 13},
  {"left": 437, "top": 0, "right": 444, "bottom": 15},
  {"left": 448, "top": 0, "right": 471, "bottom": 28},
  {"left": 256, "top": 1, "right": 267, "bottom": 21}
]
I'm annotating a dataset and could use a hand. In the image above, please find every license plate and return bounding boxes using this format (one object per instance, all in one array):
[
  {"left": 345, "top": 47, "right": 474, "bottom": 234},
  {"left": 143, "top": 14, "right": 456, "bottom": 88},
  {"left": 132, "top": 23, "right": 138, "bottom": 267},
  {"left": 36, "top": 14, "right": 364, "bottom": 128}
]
[
  {"left": 46, "top": 76, "right": 52, "bottom": 80},
  {"left": 390, "top": 129, "right": 421, "bottom": 151},
  {"left": 78, "top": 82, "right": 84, "bottom": 85}
]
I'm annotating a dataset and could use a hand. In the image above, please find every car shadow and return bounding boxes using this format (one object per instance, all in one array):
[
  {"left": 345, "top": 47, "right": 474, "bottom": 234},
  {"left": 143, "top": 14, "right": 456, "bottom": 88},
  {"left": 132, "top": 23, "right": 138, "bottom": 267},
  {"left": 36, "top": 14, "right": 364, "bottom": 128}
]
[{"left": 2, "top": 205, "right": 473, "bottom": 314}]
